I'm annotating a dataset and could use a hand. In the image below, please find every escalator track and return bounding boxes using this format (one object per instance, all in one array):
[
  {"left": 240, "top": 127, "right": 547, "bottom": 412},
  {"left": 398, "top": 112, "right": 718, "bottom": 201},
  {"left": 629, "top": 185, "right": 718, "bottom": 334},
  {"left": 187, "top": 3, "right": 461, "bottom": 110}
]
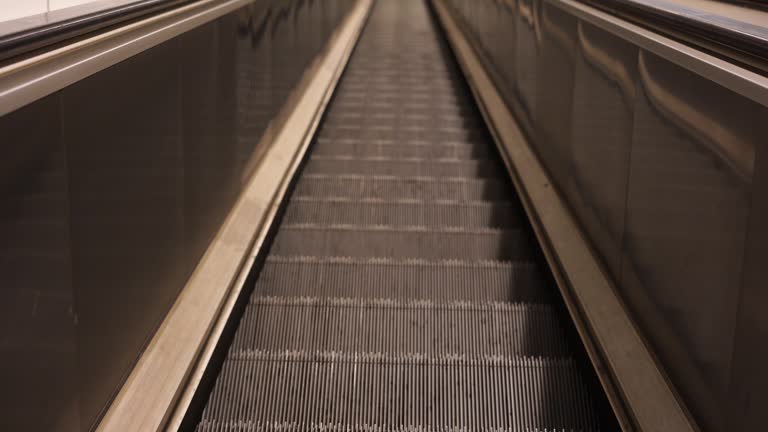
[{"left": 194, "top": 0, "right": 616, "bottom": 430}]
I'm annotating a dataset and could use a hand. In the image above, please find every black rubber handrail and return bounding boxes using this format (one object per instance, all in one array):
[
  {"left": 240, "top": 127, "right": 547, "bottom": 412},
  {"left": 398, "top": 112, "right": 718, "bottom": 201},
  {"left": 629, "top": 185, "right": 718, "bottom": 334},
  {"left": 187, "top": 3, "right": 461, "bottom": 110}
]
[
  {"left": 584, "top": 0, "right": 768, "bottom": 72},
  {"left": 2, "top": 0, "right": 766, "bottom": 71},
  {"left": 0, "top": 0, "right": 197, "bottom": 62}
]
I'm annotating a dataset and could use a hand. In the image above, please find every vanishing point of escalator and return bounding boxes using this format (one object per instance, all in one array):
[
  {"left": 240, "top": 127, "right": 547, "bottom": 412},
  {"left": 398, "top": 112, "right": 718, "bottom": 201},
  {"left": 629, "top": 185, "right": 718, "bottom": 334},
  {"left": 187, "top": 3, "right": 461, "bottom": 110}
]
[{"left": 195, "top": 0, "right": 613, "bottom": 430}]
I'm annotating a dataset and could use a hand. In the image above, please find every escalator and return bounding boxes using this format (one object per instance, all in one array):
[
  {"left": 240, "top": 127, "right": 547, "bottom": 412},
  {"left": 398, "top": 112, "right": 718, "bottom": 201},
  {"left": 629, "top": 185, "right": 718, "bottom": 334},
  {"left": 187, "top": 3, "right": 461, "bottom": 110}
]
[{"left": 193, "top": 0, "right": 616, "bottom": 430}]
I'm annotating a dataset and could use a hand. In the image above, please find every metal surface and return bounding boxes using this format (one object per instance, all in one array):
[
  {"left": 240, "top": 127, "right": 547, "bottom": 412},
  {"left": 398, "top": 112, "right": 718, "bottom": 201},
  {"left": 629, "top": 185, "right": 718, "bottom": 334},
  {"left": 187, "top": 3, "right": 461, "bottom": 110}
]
[
  {"left": 584, "top": 0, "right": 768, "bottom": 61},
  {"left": 0, "top": 0, "right": 248, "bottom": 117},
  {"left": 201, "top": 353, "right": 598, "bottom": 431},
  {"left": 441, "top": 0, "right": 768, "bottom": 430},
  {"left": 195, "top": 1, "right": 615, "bottom": 430},
  {"left": 0, "top": 0, "right": 196, "bottom": 62},
  {"left": 0, "top": 1, "right": 357, "bottom": 431}
]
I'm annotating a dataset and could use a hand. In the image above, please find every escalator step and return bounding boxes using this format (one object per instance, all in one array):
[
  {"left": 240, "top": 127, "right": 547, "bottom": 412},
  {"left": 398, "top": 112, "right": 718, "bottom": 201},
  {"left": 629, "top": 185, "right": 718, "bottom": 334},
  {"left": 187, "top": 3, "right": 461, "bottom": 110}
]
[
  {"left": 271, "top": 225, "right": 533, "bottom": 260},
  {"left": 305, "top": 156, "right": 505, "bottom": 178},
  {"left": 255, "top": 256, "right": 547, "bottom": 302},
  {"left": 337, "top": 78, "right": 461, "bottom": 89},
  {"left": 312, "top": 138, "right": 492, "bottom": 159},
  {"left": 344, "top": 69, "right": 461, "bottom": 80},
  {"left": 323, "top": 110, "right": 479, "bottom": 129},
  {"left": 283, "top": 199, "right": 523, "bottom": 228},
  {"left": 329, "top": 101, "right": 474, "bottom": 117},
  {"left": 333, "top": 89, "right": 470, "bottom": 105},
  {"left": 318, "top": 124, "right": 483, "bottom": 142},
  {"left": 232, "top": 296, "right": 568, "bottom": 356},
  {"left": 293, "top": 175, "right": 513, "bottom": 202},
  {"left": 197, "top": 352, "right": 600, "bottom": 431}
]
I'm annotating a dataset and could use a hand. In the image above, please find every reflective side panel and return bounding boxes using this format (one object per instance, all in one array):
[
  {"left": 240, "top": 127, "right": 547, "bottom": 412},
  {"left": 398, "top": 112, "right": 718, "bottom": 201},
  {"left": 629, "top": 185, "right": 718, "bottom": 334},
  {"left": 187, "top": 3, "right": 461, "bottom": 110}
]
[
  {"left": 181, "top": 16, "right": 240, "bottom": 279},
  {"left": 61, "top": 36, "right": 187, "bottom": 429},
  {"left": 569, "top": 20, "right": 637, "bottom": 280},
  {"left": 514, "top": 0, "right": 538, "bottom": 133},
  {"left": 235, "top": 2, "right": 274, "bottom": 172},
  {"left": 0, "top": 95, "right": 79, "bottom": 432},
  {"left": 622, "top": 50, "right": 755, "bottom": 431},
  {"left": 535, "top": 1, "right": 577, "bottom": 205},
  {"left": 443, "top": 0, "right": 766, "bottom": 429},
  {"left": 496, "top": 0, "right": 518, "bottom": 100},
  {"left": 729, "top": 120, "right": 768, "bottom": 431},
  {"left": 0, "top": 1, "right": 357, "bottom": 430}
]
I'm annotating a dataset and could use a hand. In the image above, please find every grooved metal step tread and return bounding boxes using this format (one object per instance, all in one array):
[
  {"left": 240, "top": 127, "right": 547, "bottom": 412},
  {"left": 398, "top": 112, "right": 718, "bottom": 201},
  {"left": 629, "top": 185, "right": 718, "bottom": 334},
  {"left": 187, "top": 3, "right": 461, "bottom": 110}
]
[
  {"left": 283, "top": 199, "right": 523, "bottom": 228},
  {"left": 333, "top": 90, "right": 471, "bottom": 104},
  {"left": 339, "top": 77, "right": 459, "bottom": 87},
  {"left": 294, "top": 175, "right": 514, "bottom": 202},
  {"left": 344, "top": 66, "right": 460, "bottom": 74},
  {"left": 323, "top": 115, "right": 479, "bottom": 130},
  {"left": 329, "top": 102, "right": 473, "bottom": 116},
  {"left": 327, "top": 99, "right": 473, "bottom": 112},
  {"left": 271, "top": 225, "right": 533, "bottom": 260},
  {"left": 324, "top": 109, "right": 476, "bottom": 120},
  {"left": 332, "top": 92, "right": 471, "bottom": 107},
  {"left": 198, "top": 351, "right": 601, "bottom": 432},
  {"left": 329, "top": 100, "right": 474, "bottom": 115},
  {"left": 337, "top": 79, "right": 461, "bottom": 89},
  {"left": 317, "top": 125, "right": 483, "bottom": 142},
  {"left": 232, "top": 296, "right": 568, "bottom": 356},
  {"left": 312, "top": 139, "right": 492, "bottom": 159},
  {"left": 305, "top": 157, "right": 506, "bottom": 178},
  {"left": 343, "top": 70, "right": 462, "bottom": 80},
  {"left": 256, "top": 256, "right": 547, "bottom": 302}
]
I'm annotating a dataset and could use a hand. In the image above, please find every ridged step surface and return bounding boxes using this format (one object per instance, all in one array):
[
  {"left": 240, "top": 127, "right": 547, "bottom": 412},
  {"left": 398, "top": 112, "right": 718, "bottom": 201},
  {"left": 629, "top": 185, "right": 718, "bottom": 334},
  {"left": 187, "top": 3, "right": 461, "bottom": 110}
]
[
  {"left": 294, "top": 175, "right": 513, "bottom": 202},
  {"left": 305, "top": 157, "right": 505, "bottom": 178},
  {"left": 271, "top": 225, "right": 532, "bottom": 260},
  {"left": 318, "top": 124, "right": 484, "bottom": 141},
  {"left": 323, "top": 112, "right": 479, "bottom": 128},
  {"left": 283, "top": 199, "right": 522, "bottom": 228},
  {"left": 255, "top": 256, "right": 547, "bottom": 302},
  {"left": 233, "top": 296, "right": 568, "bottom": 356},
  {"left": 329, "top": 103, "right": 473, "bottom": 118},
  {"left": 312, "top": 138, "right": 493, "bottom": 159},
  {"left": 199, "top": 352, "right": 600, "bottom": 432},
  {"left": 334, "top": 87, "right": 470, "bottom": 102}
]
